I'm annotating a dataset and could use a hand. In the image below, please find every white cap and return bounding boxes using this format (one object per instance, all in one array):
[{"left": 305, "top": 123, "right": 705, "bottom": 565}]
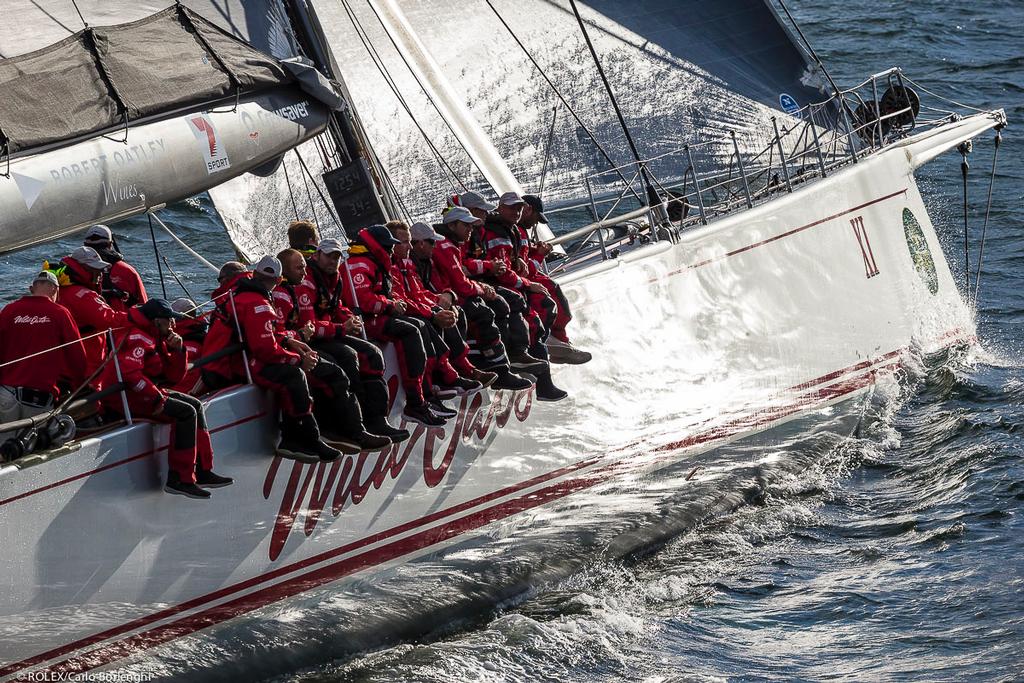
[
  {"left": 410, "top": 221, "right": 443, "bottom": 241},
  {"left": 442, "top": 206, "right": 482, "bottom": 225},
  {"left": 317, "top": 238, "right": 345, "bottom": 255},
  {"left": 33, "top": 271, "right": 59, "bottom": 286},
  {"left": 83, "top": 224, "right": 112, "bottom": 244},
  {"left": 170, "top": 298, "right": 198, "bottom": 316},
  {"left": 459, "top": 191, "right": 496, "bottom": 212},
  {"left": 498, "top": 191, "right": 524, "bottom": 206},
  {"left": 70, "top": 246, "right": 110, "bottom": 271},
  {"left": 251, "top": 255, "right": 282, "bottom": 278}
]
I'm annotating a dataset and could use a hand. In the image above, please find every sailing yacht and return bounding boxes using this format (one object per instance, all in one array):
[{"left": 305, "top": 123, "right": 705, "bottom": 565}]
[{"left": 0, "top": 0, "right": 1005, "bottom": 678}]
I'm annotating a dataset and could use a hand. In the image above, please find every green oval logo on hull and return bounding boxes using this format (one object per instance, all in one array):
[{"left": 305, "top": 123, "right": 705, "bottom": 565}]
[{"left": 903, "top": 208, "right": 939, "bottom": 295}]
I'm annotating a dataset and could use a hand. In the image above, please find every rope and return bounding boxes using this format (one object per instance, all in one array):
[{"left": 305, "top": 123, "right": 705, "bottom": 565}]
[
  {"left": 161, "top": 254, "right": 196, "bottom": 301},
  {"left": 972, "top": 128, "right": 1002, "bottom": 306},
  {"left": 340, "top": 0, "right": 466, "bottom": 192},
  {"left": 282, "top": 159, "right": 300, "bottom": 222},
  {"left": 147, "top": 214, "right": 168, "bottom": 299},
  {"left": 567, "top": 0, "right": 659, "bottom": 213},
  {"left": 148, "top": 212, "right": 219, "bottom": 273}
]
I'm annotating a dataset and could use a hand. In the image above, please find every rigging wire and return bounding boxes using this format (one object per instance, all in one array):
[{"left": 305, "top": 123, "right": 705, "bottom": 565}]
[
  {"left": 972, "top": 128, "right": 1002, "bottom": 307},
  {"left": 538, "top": 104, "right": 559, "bottom": 197},
  {"left": 773, "top": 0, "right": 843, "bottom": 101},
  {"left": 282, "top": 157, "right": 300, "bottom": 222},
  {"left": 482, "top": 0, "right": 642, "bottom": 202},
  {"left": 296, "top": 150, "right": 321, "bottom": 227},
  {"left": 68, "top": 0, "right": 88, "bottom": 28},
  {"left": 161, "top": 254, "right": 196, "bottom": 301},
  {"left": 360, "top": 0, "right": 484, "bottom": 189},
  {"left": 147, "top": 213, "right": 168, "bottom": 299},
  {"left": 567, "top": 0, "right": 659, "bottom": 209},
  {"left": 339, "top": 0, "right": 466, "bottom": 194}
]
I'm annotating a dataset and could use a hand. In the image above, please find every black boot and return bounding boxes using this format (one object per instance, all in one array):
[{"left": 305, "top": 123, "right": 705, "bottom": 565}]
[
  {"left": 403, "top": 396, "right": 447, "bottom": 427},
  {"left": 277, "top": 415, "right": 341, "bottom": 463},
  {"left": 427, "top": 396, "right": 458, "bottom": 419},
  {"left": 323, "top": 392, "right": 391, "bottom": 452},
  {"left": 493, "top": 367, "right": 534, "bottom": 391},
  {"left": 535, "top": 368, "right": 568, "bottom": 402},
  {"left": 165, "top": 470, "right": 211, "bottom": 499},
  {"left": 195, "top": 469, "right": 233, "bottom": 488},
  {"left": 367, "top": 417, "right": 411, "bottom": 444}
]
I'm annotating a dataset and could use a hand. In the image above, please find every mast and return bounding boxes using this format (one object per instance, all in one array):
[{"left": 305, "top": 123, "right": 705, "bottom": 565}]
[{"left": 365, "top": 0, "right": 524, "bottom": 197}]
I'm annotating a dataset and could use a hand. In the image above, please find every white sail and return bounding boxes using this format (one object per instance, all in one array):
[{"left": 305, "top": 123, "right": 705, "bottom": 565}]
[{"left": 303, "top": 0, "right": 831, "bottom": 220}]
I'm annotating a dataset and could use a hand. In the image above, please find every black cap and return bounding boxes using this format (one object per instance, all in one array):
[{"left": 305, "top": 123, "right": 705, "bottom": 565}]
[
  {"left": 521, "top": 194, "right": 548, "bottom": 224},
  {"left": 139, "top": 298, "right": 187, "bottom": 321},
  {"left": 364, "top": 224, "right": 402, "bottom": 249}
]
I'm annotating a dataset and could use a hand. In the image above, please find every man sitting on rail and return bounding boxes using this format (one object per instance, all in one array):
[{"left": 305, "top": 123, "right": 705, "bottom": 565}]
[
  {"left": 167, "top": 298, "right": 209, "bottom": 395},
  {"left": 518, "top": 194, "right": 591, "bottom": 365},
  {"left": 387, "top": 220, "right": 491, "bottom": 397},
  {"left": 456, "top": 195, "right": 549, "bottom": 377},
  {"left": 204, "top": 256, "right": 376, "bottom": 462},
  {"left": 271, "top": 248, "right": 394, "bottom": 451},
  {"left": 0, "top": 271, "right": 87, "bottom": 448},
  {"left": 50, "top": 246, "right": 130, "bottom": 378},
  {"left": 475, "top": 194, "right": 567, "bottom": 402},
  {"left": 298, "top": 239, "right": 410, "bottom": 443},
  {"left": 287, "top": 219, "right": 320, "bottom": 257},
  {"left": 82, "top": 224, "right": 148, "bottom": 312},
  {"left": 100, "top": 298, "right": 232, "bottom": 499},
  {"left": 343, "top": 226, "right": 445, "bottom": 427},
  {"left": 431, "top": 208, "right": 532, "bottom": 391}
]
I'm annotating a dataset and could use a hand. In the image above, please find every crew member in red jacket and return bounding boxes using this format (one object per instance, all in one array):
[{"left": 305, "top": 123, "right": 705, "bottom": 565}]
[
  {"left": 387, "top": 221, "right": 489, "bottom": 398},
  {"left": 518, "top": 195, "right": 591, "bottom": 365},
  {"left": 295, "top": 240, "right": 408, "bottom": 443},
  {"left": 343, "top": 225, "right": 447, "bottom": 427},
  {"left": 478, "top": 193, "right": 567, "bottom": 401},
  {"left": 83, "top": 224, "right": 148, "bottom": 312},
  {"left": 454, "top": 197, "right": 548, "bottom": 375},
  {"left": 167, "top": 298, "right": 208, "bottom": 394},
  {"left": 100, "top": 299, "right": 232, "bottom": 498},
  {"left": 52, "top": 246, "right": 130, "bottom": 378},
  {"left": 0, "top": 271, "right": 87, "bottom": 440},
  {"left": 431, "top": 208, "right": 533, "bottom": 391},
  {"left": 270, "top": 248, "right": 393, "bottom": 451}
]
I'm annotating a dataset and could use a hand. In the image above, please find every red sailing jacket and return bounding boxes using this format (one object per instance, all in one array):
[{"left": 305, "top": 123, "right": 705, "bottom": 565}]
[
  {"left": 169, "top": 316, "right": 208, "bottom": 394},
  {"left": 343, "top": 233, "right": 396, "bottom": 318},
  {"left": 200, "top": 272, "right": 252, "bottom": 382},
  {"left": 295, "top": 260, "right": 358, "bottom": 340},
  {"left": 54, "top": 256, "right": 130, "bottom": 378},
  {"left": 95, "top": 249, "right": 148, "bottom": 312},
  {"left": 0, "top": 295, "right": 87, "bottom": 398},
  {"left": 431, "top": 233, "right": 486, "bottom": 302},
  {"left": 101, "top": 308, "right": 187, "bottom": 409},
  {"left": 390, "top": 257, "right": 437, "bottom": 319},
  {"left": 480, "top": 215, "right": 529, "bottom": 290},
  {"left": 228, "top": 278, "right": 301, "bottom": 370}
]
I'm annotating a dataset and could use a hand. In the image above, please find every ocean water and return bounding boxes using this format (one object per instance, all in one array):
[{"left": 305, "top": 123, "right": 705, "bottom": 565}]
[{"left": 2, "top": 0, "right": 1022, "bottom": 680}]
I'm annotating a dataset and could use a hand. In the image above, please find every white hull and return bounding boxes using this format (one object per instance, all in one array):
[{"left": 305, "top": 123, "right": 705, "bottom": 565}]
[{"left": 0, "top": 115, "right": 994, "bottom": 679}]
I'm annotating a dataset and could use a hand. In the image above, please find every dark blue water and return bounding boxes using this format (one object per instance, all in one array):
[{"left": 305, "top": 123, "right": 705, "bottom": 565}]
[{"left": 3, "top": 0, "right": 1022, "bottom": 679}]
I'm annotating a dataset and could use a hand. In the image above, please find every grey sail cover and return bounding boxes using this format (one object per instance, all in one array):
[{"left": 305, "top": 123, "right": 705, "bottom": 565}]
[
  {"left": 0, "top": 6, "right": 294, "bottom": 155},
  {"left": 308, "top": 0, "right": 830, "bottom": 218},
  {"left": 0, "top": 1, "right": 298, "bottom": 59}
]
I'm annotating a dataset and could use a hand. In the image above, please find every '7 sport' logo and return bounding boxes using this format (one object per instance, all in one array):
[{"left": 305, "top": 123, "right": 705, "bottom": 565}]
[{"left": 188, "top": 114, "right": 231, "bottom": 175}]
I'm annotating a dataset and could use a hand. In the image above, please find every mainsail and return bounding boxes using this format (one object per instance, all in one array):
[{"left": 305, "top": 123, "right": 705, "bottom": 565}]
[{"left": 305, "top": 0, "right": 831, "bottom": 218}]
